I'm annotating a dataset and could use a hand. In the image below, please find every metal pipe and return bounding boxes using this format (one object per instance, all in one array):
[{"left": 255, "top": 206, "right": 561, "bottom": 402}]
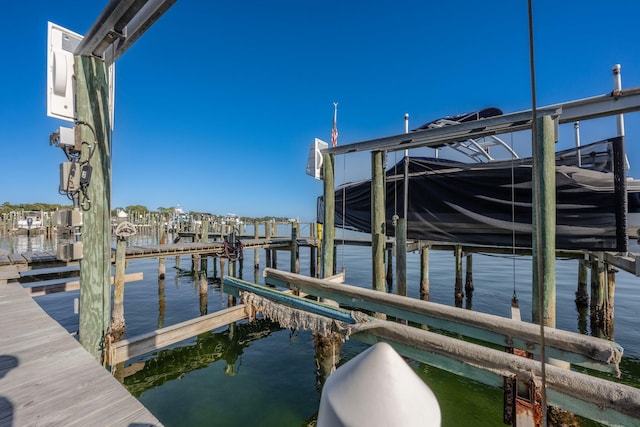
[
  {"left": 574, "top": 121, "right": 582, "bottom": 167},
  {"left": 612, "top": 64, "right": 625, "bottom": 137}
]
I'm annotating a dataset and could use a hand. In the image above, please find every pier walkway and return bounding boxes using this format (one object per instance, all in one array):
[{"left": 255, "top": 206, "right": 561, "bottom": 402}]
[{"left": 0, "top": 271, "right": 161, "bottom": 426}]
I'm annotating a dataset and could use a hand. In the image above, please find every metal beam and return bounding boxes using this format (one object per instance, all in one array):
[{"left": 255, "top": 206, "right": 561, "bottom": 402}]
[
  {"left": 325, "top": 87, "right": 640, "bottom": 155},
  {"left": 75, "top": 0, "right": 176, "bottom": 64}
]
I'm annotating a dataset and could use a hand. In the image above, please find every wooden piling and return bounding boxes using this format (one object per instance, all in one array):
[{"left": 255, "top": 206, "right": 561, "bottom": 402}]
[
  {"left": 202, "top": 219, "right": 209, "bottom": 243},
  {"left": 371, "top": 150, "right": 386, "bottom": 293},
  {"left": 465, "top": 253, "right": 474, "bottom": 294},
  {"left": 322, "top": 152, "right": 336, "bottom": 279},
  {"left": 590, "top": 257, "right": 606, "bottom": 338},
  {"left": 75, "top": 54, "right": 112, "bottom": 360},
  {"left": 290, "top": 222, "right": 300, "bottom": 274},
  {"left": 265, "top": 220, "right": 272, "bottom": 269},
  {"left": 386, "top": 248, "right": 393, "bottom": 292},
  {"left": 310, "top": 222, "right": 317, "bottom": 278},
  {"left": 396, "top": 218, "right": 407, "bottom": 297},
  {"left": 575, "top": 259, "right": 589, "bottom": 308},
  {"left": 420, "top": 244, "right": 430, "bottom": 301},
  {"left": 312, "top": 332, "right": 343, "bottom": 386},
  {"left": 532, "top": 114, "right": 557, "bottom": 328},
  {"left": 454, "top": 245, "right": 464, "bottom": 306},
  {"left": 110, "top": 228, "right": 126, "bottom": 338},
  {"left": 199, "top": 270, "right": 208, "bottom": 316},
  {"left": 254, "top": 221, "right": 260, "bottom": 269},
  {"left": 606, "top": 267, "right": 616, "bottom": 339}
]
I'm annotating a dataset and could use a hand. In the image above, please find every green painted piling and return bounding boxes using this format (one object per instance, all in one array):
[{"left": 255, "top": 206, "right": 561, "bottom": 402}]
[
  {"left": 371, "top": 150, "right": 386, "bottom": 293},
  {"left": 531, "top": 115, "right": 556, "bottom": 327},
  {"left": 322, "top": 152, "right": 335, "bottom": 279},
  {"left": 75, "top": 55, "right": 112, "bottom": 360}
]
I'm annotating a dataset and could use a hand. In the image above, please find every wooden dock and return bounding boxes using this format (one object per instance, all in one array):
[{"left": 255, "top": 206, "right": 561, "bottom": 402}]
[{"left": 0, "top": 273, "right": 162, "bottom": 426}]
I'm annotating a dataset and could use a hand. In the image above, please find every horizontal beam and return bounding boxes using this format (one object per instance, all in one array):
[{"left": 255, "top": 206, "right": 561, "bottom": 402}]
[
  {"left": 75, "top": 0, "right": 176, "bottom": 64},
  {"left": 108, "top": 304, "right": 247, "bottom": 365},
  {"left": 326, "top": 87, "right": 640, "bottom": 155},
  {"left": 262, "top": 268, "right": 621, "bottom": 374},
  {"left": 27, "top": 272, "right": 143, "bottom": 296}
]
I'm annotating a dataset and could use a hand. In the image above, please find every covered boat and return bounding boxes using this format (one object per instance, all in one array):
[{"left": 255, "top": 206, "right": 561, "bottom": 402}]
[{"left": 320, "top": 112, "right": 640, "bottom": 251}]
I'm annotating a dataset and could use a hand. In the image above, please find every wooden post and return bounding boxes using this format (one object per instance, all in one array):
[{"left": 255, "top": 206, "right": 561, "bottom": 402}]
[
  {"left": 158, "top": 276, "right": 165, "bottom": 329},
  {"left": 316, "top": 223, "right": 323, "bottom": 278},
  {"left": 606, "top": 267, "right": 616, "bottom": 339},
  {"left": 396, "top": 218, "right": 407, "bottom": 297},
  {"left": 110, "top": 214, "right": 127, "bottom": 339},
  {"left": 253, "top": 221, "right": 259, "bottom": 269},
  {"left": 271, "top": 250, "right": 278, "bottom": 269},
  {"left": 420, "top": 244, "right": 430, "bottom": 301},
  {"left": 465, "top": 253, "right": 474, "bottom": 294},
  {"left": 386, "top": 248, "right": 393, "bottom": 292},
  {"left": 454, "top": 245, "right": 464, "bottom": 306},
  {"left": 265, "top": 220, "right": 272, "bottom": 269},
  {"left": 193, "top": 253, "right": 200, "bottom": 274},
  {"left": 159, "top": 230, "right": 166, "bottom": 280},
  {"left": 75, "top": 55, "right": 112, "bottom": 360},
  {"left": 312, "top": 332, "right": 343, "bottom": 387},
  {"left": 575, "top": 259, "right": 589, "bottom": 309},
  {"left": 590, "top": 256, "right": 606, "bottom": 338},
  {"left": 372, "top": 150, "right": 386, "bottom": 293},
  {"left": 532, "top": 115, "right": 556, "bottom": 327},
  {"left": 322, "top": 152, "right": 335, "bottom": 279},
  {"left": 199, "top": 269, "right": 208, "bottom": 316},
  {"left": 202, "top": 219, "right": 209, "bottom": 243},
  {"left": 310, "top": 222, "right": 317, "bottom": 278},
  {"left": 290, "top": 221, "right": 300, "bottom": 273}
]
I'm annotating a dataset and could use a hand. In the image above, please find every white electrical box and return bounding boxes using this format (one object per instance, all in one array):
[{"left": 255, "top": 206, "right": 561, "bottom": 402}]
[
  {"left": 306, "top": 138, "right": 328, "bottom": 180},
  {"left": 47, "top": 22, "right": 83, "bottom": 122}
]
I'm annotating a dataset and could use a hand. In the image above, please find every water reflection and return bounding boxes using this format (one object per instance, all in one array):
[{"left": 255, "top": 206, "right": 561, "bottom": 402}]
[
  {"left": 122, "top": 319, "right": 282, "bottom": 397},
  {"left": 2, "top": 234, "right": 55, "bottom": 254}
]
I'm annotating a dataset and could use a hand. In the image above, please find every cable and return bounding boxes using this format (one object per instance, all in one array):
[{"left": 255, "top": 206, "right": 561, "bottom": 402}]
[
  {"left": 510, "top": 132, "right": 519, "bottom": 309},
  {"left": 527, "top": 0, "right": 548, "bottom": 422}
]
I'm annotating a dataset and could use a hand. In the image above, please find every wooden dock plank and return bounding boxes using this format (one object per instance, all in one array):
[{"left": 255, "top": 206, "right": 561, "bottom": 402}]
[
  {"left": 0, "top": 254, "right": 11, "bottom": 266},
  {"left": 7, "top": 253, "right": 26, "bottom": 264},
  {"left": 0, "top": 282, "right": 162, "bottom": 426}
]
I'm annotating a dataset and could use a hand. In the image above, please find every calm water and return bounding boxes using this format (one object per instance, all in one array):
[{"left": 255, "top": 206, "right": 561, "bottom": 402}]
[{"left": 3, "top": 228, "right": 640, "bottom": 426}]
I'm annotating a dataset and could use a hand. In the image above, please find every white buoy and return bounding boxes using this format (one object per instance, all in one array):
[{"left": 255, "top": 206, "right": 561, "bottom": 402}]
[{"left": 317, "top": 342, "right": 441, "bottom": 427}]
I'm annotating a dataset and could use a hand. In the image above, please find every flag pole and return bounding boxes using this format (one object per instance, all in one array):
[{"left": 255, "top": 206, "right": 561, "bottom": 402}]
[{"left": 332, "top": 102, "right": 339, "bottom": 147}]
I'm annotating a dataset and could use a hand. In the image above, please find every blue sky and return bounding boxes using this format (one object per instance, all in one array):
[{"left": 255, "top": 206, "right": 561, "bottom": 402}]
[{"left": 2, "top": 1, "right": 639, "bottom": 221}]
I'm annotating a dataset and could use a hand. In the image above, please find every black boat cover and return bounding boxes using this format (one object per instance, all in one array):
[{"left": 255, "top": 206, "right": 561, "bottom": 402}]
[{"left": 320, "top": 139, "right": 640, "bottom": 250}]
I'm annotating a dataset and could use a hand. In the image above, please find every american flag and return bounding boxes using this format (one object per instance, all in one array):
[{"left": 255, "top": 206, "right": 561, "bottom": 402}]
[{"left": 331, "top": 102, "right": 338, "bottom": 147}]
